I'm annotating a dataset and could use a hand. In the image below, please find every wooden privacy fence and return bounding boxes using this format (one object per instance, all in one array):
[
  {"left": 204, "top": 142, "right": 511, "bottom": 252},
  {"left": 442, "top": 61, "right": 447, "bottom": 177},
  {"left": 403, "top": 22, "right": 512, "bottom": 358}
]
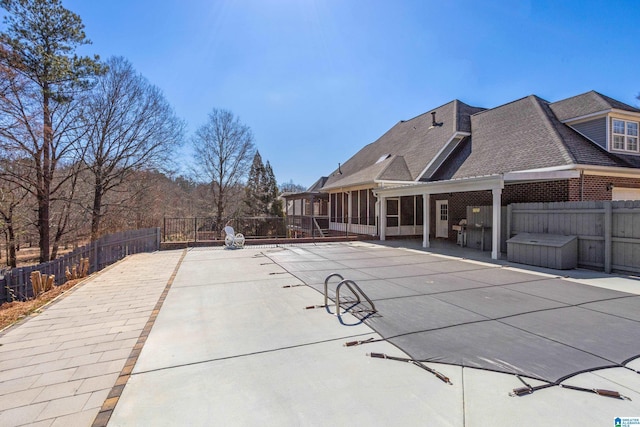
[
  {"left": 507, "top": 201, "right": 640, "bottom": 274},
  {"left": 0, "top": 227, "right": 161, "bottom": 303}
]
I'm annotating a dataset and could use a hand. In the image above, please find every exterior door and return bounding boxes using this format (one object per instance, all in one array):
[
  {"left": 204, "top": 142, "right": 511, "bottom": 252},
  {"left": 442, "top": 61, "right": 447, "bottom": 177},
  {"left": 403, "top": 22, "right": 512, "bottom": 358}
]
[
  {"left": 435, "top": 200, "right": 449, "bottom": 238},
  {"left": 386, "top": 198, "right": 399, "bottom": 227}
]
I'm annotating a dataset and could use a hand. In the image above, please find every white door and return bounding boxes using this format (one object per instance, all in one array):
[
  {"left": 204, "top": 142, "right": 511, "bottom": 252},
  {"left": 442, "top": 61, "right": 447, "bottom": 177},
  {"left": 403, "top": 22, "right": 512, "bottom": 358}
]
[
  {"left": 435, "top": 200, "right": 448, "bottom": 238},
  {"left": 386, "top": 199, "right": 399, "bottom": 233}
]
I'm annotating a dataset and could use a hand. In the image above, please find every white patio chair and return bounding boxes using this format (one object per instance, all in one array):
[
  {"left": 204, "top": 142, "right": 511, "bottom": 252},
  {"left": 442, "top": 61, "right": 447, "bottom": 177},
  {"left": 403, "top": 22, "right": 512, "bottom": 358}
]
[{"left": 224, "top": 226, "right": 245, "bottom": 249}]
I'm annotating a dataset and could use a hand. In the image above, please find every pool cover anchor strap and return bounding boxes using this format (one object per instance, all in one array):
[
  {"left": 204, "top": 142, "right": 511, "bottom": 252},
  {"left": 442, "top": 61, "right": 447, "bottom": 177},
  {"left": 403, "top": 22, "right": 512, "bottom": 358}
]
[
  {"left": 510, "top": 376, "right": 631, "bottom": 400},
  {"left": 559, "top": 384, "right": 631, "bottom": 400},
  {"left": 367, "top": 352, "right": 452, "bottom": 385},
  {"left": 344, "top": 337, "right": 379, "bottom": 347},
  {"left": 509, "top": 376, "right": 554, "bottom": 397}
]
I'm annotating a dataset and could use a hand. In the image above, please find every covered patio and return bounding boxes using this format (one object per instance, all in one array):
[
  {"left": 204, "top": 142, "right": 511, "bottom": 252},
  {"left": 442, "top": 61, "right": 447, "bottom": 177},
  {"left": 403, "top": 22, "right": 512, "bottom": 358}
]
[{"left": 375, "top": 175, "right": 505, "bottom": 259}]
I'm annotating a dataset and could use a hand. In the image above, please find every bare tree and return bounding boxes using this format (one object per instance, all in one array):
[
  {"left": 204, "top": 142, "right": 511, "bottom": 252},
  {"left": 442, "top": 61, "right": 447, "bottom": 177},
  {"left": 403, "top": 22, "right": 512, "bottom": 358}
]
[
  {"left": 81, "top": 56, "right": 185, "bottom": 240},
  {"left": 0, "top": 160, "right": 30, "bottom": 267},
  {"left": 192, "top": 109, "right": 255, "bottom": 231},
  {"left": 279, "top": 179, "right": 306, "bottom": 193},
  {"left": 49, "top": 160, "right": 87, "bottom": 258},
  {"left": 0, "top": 0, "right": 103, "bottom": 261}
]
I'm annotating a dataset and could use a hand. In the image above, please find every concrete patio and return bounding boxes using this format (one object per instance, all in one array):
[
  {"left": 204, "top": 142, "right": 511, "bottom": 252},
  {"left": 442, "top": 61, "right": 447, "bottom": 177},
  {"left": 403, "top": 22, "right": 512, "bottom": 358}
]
[{"left": 1, "top": 242, "right": 640, "bottom": 426}]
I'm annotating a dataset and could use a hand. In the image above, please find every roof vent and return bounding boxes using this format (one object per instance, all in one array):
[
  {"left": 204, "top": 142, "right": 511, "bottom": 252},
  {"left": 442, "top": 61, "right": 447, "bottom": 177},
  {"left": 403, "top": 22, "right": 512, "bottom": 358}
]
[
  {"left": 375, "top": 154, "right": 391, "bottom": 164},
  {"left": 429, "top": 111, "right": 443, "bottom": 128}
]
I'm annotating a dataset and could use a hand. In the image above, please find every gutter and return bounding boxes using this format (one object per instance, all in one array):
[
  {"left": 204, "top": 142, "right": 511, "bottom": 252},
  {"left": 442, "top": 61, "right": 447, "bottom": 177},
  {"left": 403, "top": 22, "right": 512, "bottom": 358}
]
[
  {"left": 373, "top": 174, "right": 504, "bottom": 197},
  {"left": 506, "top": 164, "right": 640, "bottom": 178}
]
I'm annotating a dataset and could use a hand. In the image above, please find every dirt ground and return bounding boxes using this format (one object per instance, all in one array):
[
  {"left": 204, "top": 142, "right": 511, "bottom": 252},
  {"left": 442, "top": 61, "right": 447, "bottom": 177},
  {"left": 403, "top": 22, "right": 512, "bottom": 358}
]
[
  {"left": 0, "top": 279, "right": 82, "bottom": 331},
  {"left": 0, "top": 245, "right": 87, "bottom": 331}
]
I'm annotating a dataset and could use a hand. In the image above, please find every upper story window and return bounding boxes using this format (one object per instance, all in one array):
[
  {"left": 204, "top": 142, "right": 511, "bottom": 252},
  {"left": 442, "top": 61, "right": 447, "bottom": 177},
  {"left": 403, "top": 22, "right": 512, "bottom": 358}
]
[{"left": 612, "top": 119, "right": 639, "bottom": 153}]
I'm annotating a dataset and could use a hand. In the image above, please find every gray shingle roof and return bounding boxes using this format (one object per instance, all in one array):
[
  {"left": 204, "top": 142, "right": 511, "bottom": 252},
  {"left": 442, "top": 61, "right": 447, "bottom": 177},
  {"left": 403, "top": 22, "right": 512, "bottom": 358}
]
[
  {"left": 542, "top": 101, "right": 640, "bottom": 168},
  {"left": 307, "top": 176, "right": 328, "bottom": 192},
  {"left": 320, "top": 91, "right": 640, "bottom": 190},
  {"left": 377, "top": 155, "right": 412, "bottom": 181},
  {"left": 321, "top": 100, "right": 484, "bottom": 190},
  {"left": 448, "top": 95, "right": 574, "bottom": 178},
  {"left": 550, "top": 90, "right": 640, "bottom": 122},
  {"left": 441, "top": 94, "right": 640, "bottom": 180}
]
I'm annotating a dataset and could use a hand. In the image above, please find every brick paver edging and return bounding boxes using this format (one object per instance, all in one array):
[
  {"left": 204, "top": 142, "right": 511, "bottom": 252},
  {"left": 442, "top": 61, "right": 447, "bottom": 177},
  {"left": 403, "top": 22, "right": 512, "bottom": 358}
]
[{"left": 91, "top": 249, "right": 187, "bottom": 427}]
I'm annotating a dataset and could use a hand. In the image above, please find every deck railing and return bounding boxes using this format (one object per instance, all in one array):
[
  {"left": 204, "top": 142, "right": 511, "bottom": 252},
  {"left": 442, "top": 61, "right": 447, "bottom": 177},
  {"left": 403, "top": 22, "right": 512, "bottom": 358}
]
[
  {"left": 163, "top": 216, "right": 354, "bottom": 242},
  {"left": 163, "top": 217, "right": 288, "bottom": 242}
]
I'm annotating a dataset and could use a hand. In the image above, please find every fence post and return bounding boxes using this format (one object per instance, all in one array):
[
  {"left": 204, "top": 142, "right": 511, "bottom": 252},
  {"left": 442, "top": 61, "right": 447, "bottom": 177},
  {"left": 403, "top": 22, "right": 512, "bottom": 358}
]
[
  {"left": 93, "top": 240, "right": 99, "bottom": 274},
  {"left": 17, "top": 268, "right": 23, "bottom": 300},
  {"left": 194, "top": 218, "right": 197, "bottom": 243},
  {"left": 4, "top": 273, "right": 11, "bottom": 302},
  {"left": 604, "top": 201, "right": 612, "bottom": 274},
  {"left": 506, "top": 204, "right": 512, "bottom": 241}
]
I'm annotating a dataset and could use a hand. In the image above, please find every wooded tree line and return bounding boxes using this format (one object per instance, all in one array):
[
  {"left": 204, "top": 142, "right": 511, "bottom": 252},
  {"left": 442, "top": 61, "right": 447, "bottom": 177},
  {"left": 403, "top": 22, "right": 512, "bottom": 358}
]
[{"left": 0, "top": 0, "right": 289, "bottom": 267}]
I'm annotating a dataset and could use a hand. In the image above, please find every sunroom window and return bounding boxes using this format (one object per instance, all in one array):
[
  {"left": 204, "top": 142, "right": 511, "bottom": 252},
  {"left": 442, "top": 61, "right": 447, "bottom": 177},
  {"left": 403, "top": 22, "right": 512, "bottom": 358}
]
[{"left": 612, "top": 119, "right": 639, "bottom": 153}]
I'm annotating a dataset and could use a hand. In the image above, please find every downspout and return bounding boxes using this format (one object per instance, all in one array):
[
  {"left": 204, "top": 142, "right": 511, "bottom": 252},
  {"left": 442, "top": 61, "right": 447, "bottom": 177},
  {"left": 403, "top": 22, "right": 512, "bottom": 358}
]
[
  {"left": 580, "top": 169, "right": 584, "bottom": 201},
  {"left": 311, "top": 195, "right": 315, "bottom": 239},
  {"left": 347, "top": 190, "right": 352, "bottom": 236}
]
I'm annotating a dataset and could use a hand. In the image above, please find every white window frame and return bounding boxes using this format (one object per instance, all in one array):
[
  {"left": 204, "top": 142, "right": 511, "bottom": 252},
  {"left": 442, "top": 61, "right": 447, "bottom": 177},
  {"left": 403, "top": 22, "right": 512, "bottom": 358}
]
[{"left": 612, "top": 118, "right": 639, "bottom": 153}]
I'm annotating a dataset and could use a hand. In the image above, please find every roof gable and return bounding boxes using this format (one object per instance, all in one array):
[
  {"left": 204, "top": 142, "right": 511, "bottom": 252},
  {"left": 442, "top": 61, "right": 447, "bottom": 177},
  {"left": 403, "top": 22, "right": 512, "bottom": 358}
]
[
  {"left": 550, "top": 90, "right": 640, "bottom": 122},
  {"left": 377, "top": 155, "right": 412, "bottom": 181},
  {"left": 307, "top": 176, "right": 328, "bottom": 192},
  {"left": 439, "top": 94, "right": 640, "bottom": 180},
  {"left": 448, "top": 95, "right": 575, "bottom": 179},
  {"left": 321, "top": 100, "right": 484, "bottom": 190}
]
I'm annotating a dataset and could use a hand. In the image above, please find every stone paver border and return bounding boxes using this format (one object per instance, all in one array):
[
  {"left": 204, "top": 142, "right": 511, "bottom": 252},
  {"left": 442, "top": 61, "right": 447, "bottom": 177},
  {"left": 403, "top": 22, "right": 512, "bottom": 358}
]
[{"left": 92, "top": 249, "right": 186, "bottom": 427}]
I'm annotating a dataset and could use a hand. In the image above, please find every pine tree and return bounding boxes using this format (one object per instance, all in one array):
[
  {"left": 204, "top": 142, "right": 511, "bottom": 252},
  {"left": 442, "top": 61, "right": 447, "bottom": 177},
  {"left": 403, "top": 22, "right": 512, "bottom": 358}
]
[
  {"left": 265, "top": 161, "right": 283, "bottom": 217},
  {"left": 244, "top": 152, "right": 267, "bottom": 216},
  {"left": 0, "top": 0, "right": 105, "bottom": 261}
]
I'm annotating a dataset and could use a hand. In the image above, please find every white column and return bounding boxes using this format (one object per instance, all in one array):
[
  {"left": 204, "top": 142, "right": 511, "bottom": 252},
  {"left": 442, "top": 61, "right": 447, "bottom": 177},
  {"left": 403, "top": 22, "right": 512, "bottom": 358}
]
[
  {"left": 347, "top": 191, "right": 352, "bottom": 234},
  {"left": 491, "top": 188, "right": 502, "bottom": 260},
  {"left": 423, "top": 193, "right": 430, "bottom": 248},
  {"left": 379, "top": 196, "right": 386, "bottom": 240}
]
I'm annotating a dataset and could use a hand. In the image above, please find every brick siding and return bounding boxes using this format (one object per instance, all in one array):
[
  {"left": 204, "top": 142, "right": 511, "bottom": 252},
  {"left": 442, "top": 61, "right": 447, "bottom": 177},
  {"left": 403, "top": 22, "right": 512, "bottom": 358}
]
[
  {"left": 571, "top": 175, "right": 640, "bottom": 201},
  {"left": 428, "top": 176, "right": 640, "bottom": 241}
]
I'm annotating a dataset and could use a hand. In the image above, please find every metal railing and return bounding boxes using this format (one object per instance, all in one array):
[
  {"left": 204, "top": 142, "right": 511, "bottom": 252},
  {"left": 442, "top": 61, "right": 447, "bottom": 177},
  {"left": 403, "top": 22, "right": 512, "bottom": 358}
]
[
  {"left": 286, "top": 215, "right": 329, "bottom": 238},
  {"left": 164, "top": 216, "right": 355, "bottom": 242},
  {"left": 162, "top": 215, "right": 377, "bottom": 242},
  {"left": 163, "top": 217, "right": 288, "bottom": 242},
  {"left": 323, "top": 273, "right": 377, "bottom": 318}
]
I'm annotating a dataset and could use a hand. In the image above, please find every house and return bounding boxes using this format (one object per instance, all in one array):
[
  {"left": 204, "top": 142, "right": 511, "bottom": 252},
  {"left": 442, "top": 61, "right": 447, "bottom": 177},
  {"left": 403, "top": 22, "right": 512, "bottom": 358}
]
[
  {"left": 282, "top": 176, "right": 329, "bottom": 237},
  {"left": 283, "top": 91, "right": 640, "bottom": 258}
]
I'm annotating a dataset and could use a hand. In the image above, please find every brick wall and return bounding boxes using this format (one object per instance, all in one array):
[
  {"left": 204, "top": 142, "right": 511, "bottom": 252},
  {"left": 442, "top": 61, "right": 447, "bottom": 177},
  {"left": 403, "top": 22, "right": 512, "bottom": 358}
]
[
  {"left": 504, "top": 181, "right": 569, "bottom": 203},
  {"left": 426, "top": 176, "right": 640, "bottom": 242},
  {"left": 431, "top": 191, "right": 492, "bottom": 240},
  {"left": 570, "top": 175, "right": 640, "bottom": 201}
]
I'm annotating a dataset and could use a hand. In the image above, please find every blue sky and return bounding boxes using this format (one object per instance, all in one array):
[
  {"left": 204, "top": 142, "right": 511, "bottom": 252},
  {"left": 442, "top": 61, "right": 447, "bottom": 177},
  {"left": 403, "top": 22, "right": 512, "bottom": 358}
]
[{"left": 56, "top": 1, "right": 640, "bottom": 186}]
